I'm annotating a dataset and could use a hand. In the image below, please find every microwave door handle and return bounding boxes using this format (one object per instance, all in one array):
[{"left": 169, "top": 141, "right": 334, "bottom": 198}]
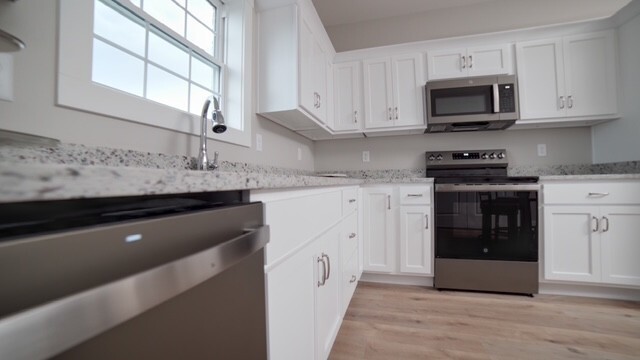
[{"left": 492, "top": 84, "right": 500, "bottom": 113}]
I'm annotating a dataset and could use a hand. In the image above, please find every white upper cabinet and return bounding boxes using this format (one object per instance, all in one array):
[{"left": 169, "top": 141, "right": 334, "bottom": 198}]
[
  {"left": 257, "top": 1, "right": 332, "bottom": 133},
  {"left": 516, "top": 30, "right": 618, "bottom": 122},
  {"left": 427, "top": 44, "right": 512, "bottom": 80},
  {"left": 332, "top": 62, "right": 362, "bottom": 132},
  {"left": 363, "top": 54, "right": 425, "bottom": 130}
]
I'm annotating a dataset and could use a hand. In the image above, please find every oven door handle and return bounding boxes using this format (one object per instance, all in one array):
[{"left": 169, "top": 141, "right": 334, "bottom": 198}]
[{"left": 436, "top": 184, "right": 541, "bottom": 192}]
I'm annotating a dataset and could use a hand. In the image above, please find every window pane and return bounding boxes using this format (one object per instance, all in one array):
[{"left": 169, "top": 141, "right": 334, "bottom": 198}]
[
  {"left": 94, "top": 0, "right": 145, "bottom": 56},
  {"left": 92, "top": 38, "right": 144, "bottom": 96},
  {"left": 148, "top": 30, "right": 189, "bottom": 77},
  {"left": 191, "top": 55, "right": 219, "bottom": 91},
  {"left": 187, "top": 0, "right": 214, "bottom": 29},
  {"left": 187, "top": 14, "right": 214, "bottom": 55},
  {"left": 144, "top": 0, "right": 185, "bottom": 36},
  {"left": 189, "top": 84, "right": 213, "bottom": 115},
  {"left": 147, "top": 65, "right": 189, "bottom": 111},
  {"left": 174, "top": 0, "right": 186, "bottom": 7}
]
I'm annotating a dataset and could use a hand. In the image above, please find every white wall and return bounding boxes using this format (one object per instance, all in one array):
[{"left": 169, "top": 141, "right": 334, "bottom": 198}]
[
  {"left": 592, "top": 10, "right": 640, "bottom": 163},
  {"left": 325, "top": 0, "right": 630, "bottom": 52},
  {"left": 0, "top": 0, "right": 315, "bottom": 170},
  {"left": 314, "top": 128, "right": 593, "bottom": 171}
]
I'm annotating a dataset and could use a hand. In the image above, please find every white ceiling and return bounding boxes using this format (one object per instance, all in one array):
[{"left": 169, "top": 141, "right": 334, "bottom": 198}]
[{"left": 311, "top": 0, "right": 499, "bottom": 27}]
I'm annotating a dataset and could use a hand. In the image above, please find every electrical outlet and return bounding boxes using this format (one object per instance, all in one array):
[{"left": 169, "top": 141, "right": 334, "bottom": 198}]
[
  {"left": 362, "top": 151, "right": 370, "bottom": 162},
  {"left": 297, "top": 147, "right": 302, "bottom": 161},
  {"left": 256, "top": 134, "right": 263, "bottom": 152},
  {"left": 537, "top": 144, "right": 547, "bottom": 157},
  {"left": 0, "top": 54, "right": 14, "bottom": 102}
]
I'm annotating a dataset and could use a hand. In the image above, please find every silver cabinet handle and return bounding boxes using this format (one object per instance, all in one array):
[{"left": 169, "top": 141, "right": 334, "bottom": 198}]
[
  {"left": 469, "top": 54, "right": 473, "bottom": 68},
  {"left": 602, "top": 216, "right": 609, "bottom": 232},
  {"left": 568, "top": 95, "right": 573, "bottom": 109},
  {"left": 349, "top": 275, "right": 357, "bottom": 283},
  {"left": 425, "top": 214, "right": 429, "bottom": 229},
  {"left": 323, "top": 253, "right": 331, "bottom": 281},
  {"left": 407, "top": 194, "right": 423, "bottom": 197},
  {"left": 354, "top": 110, "right": 358, "bottom": 123},
  {"left": 588, "top": 192, "right": 610, "bottom": 197},
  {"left": 348, "top": 199, "right": 356, "bottom": 204},
  {"left": 461, "top": 55, "right": 466, "bottom": 69},
  {"left": 318, "top": 94, "right": 321, "bottom": 108},
  {"left": 387, "top": 195, "right": 391, "bottom": 210},
  {"left": 388, "top": 107, "right": 393, "bottom": 120},
  {"left": 592, "top": 216, "right": 599, "bottom": 232},
  {"left": 317, "top": 256, "right": 326, "bottom": 287},
  {"left": 349, "top": 233, "right": 356, "bottom": 239},
  {"left": 559, "top": 96, "right": 565, "bottom": 109},
  {"left": 394, "top": 106, "right": 398, "bottom": 120}
]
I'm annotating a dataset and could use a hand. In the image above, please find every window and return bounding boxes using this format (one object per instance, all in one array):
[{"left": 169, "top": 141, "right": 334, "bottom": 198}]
[{"left": 58, "top": 0, "right": 253, "bottom": 147}]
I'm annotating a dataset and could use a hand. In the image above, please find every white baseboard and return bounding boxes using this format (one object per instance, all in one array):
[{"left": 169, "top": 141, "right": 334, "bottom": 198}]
[
  {"left": 539, "top": 282, "right": 640, "bottom": 301},
  {"left": 360, "top": 272, "right": 434, "bottom": 287}
]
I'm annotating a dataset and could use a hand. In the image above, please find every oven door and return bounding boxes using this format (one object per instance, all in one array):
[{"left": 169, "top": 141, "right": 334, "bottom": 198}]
[{"left": 435, "top": 184, "right": 539, "bottom": 262}]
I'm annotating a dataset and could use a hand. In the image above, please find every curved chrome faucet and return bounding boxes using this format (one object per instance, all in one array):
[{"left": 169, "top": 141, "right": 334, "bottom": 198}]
[{"left": 196, "top": 96, "right": 227, "bottom": 170}]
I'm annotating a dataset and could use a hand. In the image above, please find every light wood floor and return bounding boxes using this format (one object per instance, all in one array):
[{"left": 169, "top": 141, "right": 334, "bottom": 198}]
[{"left": 329, "top": 282, "right": 640, "bottom": 360}]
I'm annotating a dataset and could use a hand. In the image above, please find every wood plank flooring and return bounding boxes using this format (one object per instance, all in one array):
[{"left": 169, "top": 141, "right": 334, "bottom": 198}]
[{"left": 329, "top": 282, "right": 640, "bottom": 360}]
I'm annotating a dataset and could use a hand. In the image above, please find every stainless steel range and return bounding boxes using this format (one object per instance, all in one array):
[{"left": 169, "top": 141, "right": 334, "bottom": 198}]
[{"left": 427, "top": 149, "right": 540, "bottom": 295}]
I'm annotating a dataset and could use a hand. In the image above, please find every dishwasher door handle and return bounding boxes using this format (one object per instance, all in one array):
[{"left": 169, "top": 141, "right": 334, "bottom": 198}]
[{"left": 0, "top": 225, "right": 269, "bottom": 360}]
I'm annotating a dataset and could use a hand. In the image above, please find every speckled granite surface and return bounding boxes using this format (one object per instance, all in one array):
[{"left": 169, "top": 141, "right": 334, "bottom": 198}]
[{"left": 0, "top": 142, "right": 637, "bottom": 202}]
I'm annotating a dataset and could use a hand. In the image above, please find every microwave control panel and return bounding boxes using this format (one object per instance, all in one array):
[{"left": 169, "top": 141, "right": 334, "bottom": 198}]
[{"left": 499, "top": 84, "right": 516, "bottom": 113}]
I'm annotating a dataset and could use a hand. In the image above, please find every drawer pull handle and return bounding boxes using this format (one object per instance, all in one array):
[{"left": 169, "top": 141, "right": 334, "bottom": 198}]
[
  {"left": 588, "top": 192, "right": 610, "bottom": 197},
  {"left": 602, "top": 216, "right": 610, "bottom": 232},
  {"left": 407, "top": 194, "right": 423, "bottom": 197},
  {"left": 592, "top": 216, "right": 599, "bottom": 232},
  {"left": 348, "top": 199, "right": 356, "bottom": 204},
  {"left": 387, "top": 195, "right": 391, "bottom": 210},
  {"left": 350, "top": 275, "right": 357, "bottom": 283},
  {"left": 317, "top": 256, "right": 327, "bottom": 287},
  {"left": 425, "top": 214, "right": 429, "bottom": 229},
  {"left": 349, "top": 233, "right": 356, "bottom": 239}
]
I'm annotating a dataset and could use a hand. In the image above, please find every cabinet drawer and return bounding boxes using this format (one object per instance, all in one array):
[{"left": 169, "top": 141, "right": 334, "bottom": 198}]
[
  {"left": 341, "top": 212, "right": 358, "bottom": 261},
  {"left": 341, "top": 248, "right": 358, "bottom": 314},
  {"left": 399, "top": 185, "right": 431, "bottom": 205},
  {"left": 543, "top": 182, "right": 640, "bottom": 205},
  {"left": 258, "top": 190, "right": 342, "bottom": 266},
  {"left": 342, "top": 187, "right": 358, "bottom": 214}
]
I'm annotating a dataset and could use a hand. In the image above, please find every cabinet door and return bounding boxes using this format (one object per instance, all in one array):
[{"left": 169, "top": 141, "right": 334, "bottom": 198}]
[
  {"left": 315, "top": 228, "right": 342, "bottom": 360},
  {"left": 312, "top": 39, "right": 327, "bottom": 123},
  {"left": 363, "top": 58, "right": 394, "bottom": 129},
  {"left": 266, "top": 245, "right": 316, "bottom": 360},
  {"left": 563, "top": 31, "right": 617, "bottom": 117},
  {"left": 600, "top": 206, "right": 640, "bottom": 287},
  {"left": 333, "top": 62, "right": 362, "bottom": 131},
  {"left": 392, "top": 54, "right": 424, "bottom": 127},
  {"left": 399, "top": 205, "right": 432, "bottom": 275},
  {"left": 467, "top": 44, "right": 511, "bottom": 77},
  {"left": 362, "top": 187, "right": 395, "bottom": 272},
  {"left": 299, "top": 16, "right": 317, "bottom": 117},
  {"left": 516, "top": 39, "right": 566, "bottom": 120},
  {"left": 543, "top": 206, "right": 601, "bottom": 283},
  {"left": 427, "top": 48, "right": 466, "bottom": 80}
]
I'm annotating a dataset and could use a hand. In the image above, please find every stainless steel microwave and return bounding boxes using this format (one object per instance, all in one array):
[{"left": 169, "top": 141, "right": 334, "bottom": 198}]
[{"left": 425, "top": 74, "right": 519, "bottom": 133}]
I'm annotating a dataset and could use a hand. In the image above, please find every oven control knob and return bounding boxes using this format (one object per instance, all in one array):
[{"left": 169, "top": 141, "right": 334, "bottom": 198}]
[
  {"left": 428, "top": 155, "right": 435, "bottom": 161},
  {"left": 481, "top": 153, "right": 488, "bottom": 159},
  {"left": 497, "top": 152, "right": 505, "bottom": 159},
  {"left": 489, "top": 153, "right": 496, "bottom": 159},
  {"left": 436, "top": 154, "right": 443, "bottom": 161}
]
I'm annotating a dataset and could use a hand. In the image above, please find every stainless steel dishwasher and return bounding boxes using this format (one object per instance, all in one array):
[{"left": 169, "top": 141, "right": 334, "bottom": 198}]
[{"left": 0, "top": 190, "right": 269, "bottom": 360}]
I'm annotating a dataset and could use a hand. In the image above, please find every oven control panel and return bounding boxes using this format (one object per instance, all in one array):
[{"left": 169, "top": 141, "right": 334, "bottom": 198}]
[{"left": 426, "top": 149, "right": 508, "bottom": 167}]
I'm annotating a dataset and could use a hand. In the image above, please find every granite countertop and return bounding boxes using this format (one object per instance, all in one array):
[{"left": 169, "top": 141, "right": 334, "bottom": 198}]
[{"left": 0, "top": 142, "right": 637, "bottom": 202}]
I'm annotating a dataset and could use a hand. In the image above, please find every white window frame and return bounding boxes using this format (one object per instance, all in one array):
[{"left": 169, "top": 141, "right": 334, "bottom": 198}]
[{"left": 57, "top": 0, "right": 253, "bottom": 148}]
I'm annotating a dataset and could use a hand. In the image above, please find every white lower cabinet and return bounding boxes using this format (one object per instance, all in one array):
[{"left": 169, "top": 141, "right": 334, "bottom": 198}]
[
  {"left": 542, "top": 181, "right": 640, "bottom": 288},
  {"left": 252, "top": 186, "right": 360, "bottom": 360},
  {"left": 362, "top": 184, "right": 433, "bottom": 276}
]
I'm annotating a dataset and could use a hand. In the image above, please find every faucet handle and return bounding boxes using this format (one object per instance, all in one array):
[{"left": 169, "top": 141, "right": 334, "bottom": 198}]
[{"left": 209, "top": 151, "right": 220, "bottom": 170}]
